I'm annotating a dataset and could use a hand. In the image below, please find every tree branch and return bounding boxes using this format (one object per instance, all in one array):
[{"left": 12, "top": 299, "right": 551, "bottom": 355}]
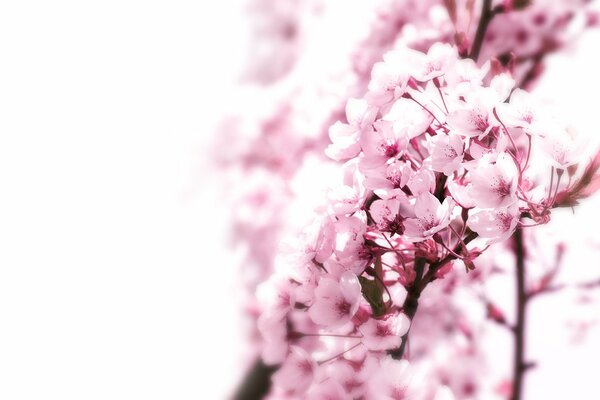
[
  {"left": 389, "top": 232, "right": 479, "bottom": 360},
  {"left": 511, "top": 227, "right": 527, "bottom": 400},
  {"left": 232, "top": 358, "right": 277, "bottom": 400},
  {"left": 469, "top": 0, "right": 503, "bottom": 61}
]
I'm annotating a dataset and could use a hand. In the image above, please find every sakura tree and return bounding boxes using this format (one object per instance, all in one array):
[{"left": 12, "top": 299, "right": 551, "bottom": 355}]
[{"left": 221, "top": 1, "right": 600, "bottom": 399}]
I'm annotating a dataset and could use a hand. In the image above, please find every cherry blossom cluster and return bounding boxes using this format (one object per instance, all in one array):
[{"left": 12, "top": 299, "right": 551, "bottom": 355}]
[
  {"left": 256, "top": 43, "right": 591, "bottom": 398},
  {"left": 220, "top": 1, "right": 600, "bottom": 395},
  {"left": 221, "top": 0, "right": 597, "bottom": 310}
]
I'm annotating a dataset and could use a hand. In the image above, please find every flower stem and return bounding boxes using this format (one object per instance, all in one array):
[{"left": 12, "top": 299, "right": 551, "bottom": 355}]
[
  {"left": 511, "top": 227, "right": 527, "bottom": 400},
  {"left": 388, "top": 232, "right": 478, "bottom": 360},
  {"left": 388, "top": 259, "right": 425, "bottom": 360}
]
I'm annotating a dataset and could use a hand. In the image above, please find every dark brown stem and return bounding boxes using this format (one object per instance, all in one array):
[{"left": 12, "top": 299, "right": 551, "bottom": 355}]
[
  {"left": 232, "top": 358, "right": 277, "bottom": 400},
  {"left": 388, "top": 232, "right": 479, "bottom": 360},
  {"left": 388, "top": 259, "right": 425, "bottom": 360},
  {"left": 469, "top": 0, "right": 503, "bottom": 61},
  {"left": 511, "top": 227, "right": 527, "bottom": 400}
]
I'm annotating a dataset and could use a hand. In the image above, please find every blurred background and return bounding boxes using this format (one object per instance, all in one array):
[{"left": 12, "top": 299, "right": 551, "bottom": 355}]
[{"left": 0, "top": 1, "right": 599, "bottom": 399}]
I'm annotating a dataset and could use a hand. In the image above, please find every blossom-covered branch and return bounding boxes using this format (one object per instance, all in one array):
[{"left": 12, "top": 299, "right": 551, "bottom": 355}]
[{"left": 254, "top": 42, "right": 596, "bottom": 398}]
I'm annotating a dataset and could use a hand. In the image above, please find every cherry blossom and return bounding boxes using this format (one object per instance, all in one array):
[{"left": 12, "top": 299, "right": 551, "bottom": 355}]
[
  {"left": 367, "top": 358, "right": 414, "bottom": 400},
  {"left": 404, "top": 192, "right": 454, "bottom": 242},
  {"left": 271, "top": 346, "right": 316, "bottom": 396},
  {"left": 360, "top": 313, "right": 411, "bottom": 351},
  {"left": 325, "top": 98, "right": 377, "bottom": 161},
  {"left": 468, "top": 204, "right": 520, "bottom": 243},
  {"left": 428, "top": 132, "right": 465, "bottom": 176},
  {"left": 370, "top": 195, "right": 413, "bottom": 235},
  {"left": 538, "top": 124, "right": 585, "bottom": 169},
  {"left": 360, "top": 121, "right": 409, "bottom": 170},
  {"left": 222, "top": 1, "right": 600, "bottom": 398},
  {"left": 308, "top": 271, "right": 362, "bottom": 327},
  {"left": 468, "top": 152, "right": 519, "bottom": 208}
]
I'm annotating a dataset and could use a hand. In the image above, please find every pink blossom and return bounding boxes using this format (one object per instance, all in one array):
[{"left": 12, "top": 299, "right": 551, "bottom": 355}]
[
  {"left": 272, "top": 346, "right": 316, "bottom": 396},
  {"left": 497, "top": 88, "right": 545, "bottom": 134},
  {"left": 404, "top": 192, "right": 454, "bottom": 242},
  {"left": 446, "top": 78, "right": 511, "bottom": 139},
  {"left": 364, "top": 160, "right": 413, "bottom": 198},
  {"left": 333, "top": 213, "right": 370, "bottom": 272},
  {"left": 468, "top": 153, "right": 519, "bottom": 208},
  {"left": 367, "top": 358, "right": 414, "bottom": 400},
  {"left": 302, "top": 217, "right": 335, "bottom": 264},
  {"left": 326, "top": 98, "right": 377, "bottom": 161},
  {"left": 327, "top": 359, "right": 371, "bottom": 398},
  {"left": 538, "top": 124, "right": 585, "bottom": 169},
  {"left": 411, "top": 42, "right": 457, "bottom": 82},
  {"left": 383, "top": 98, "right": 433, "bottom": 139},
  {"left": 360, "top": 121, "right": 409, "bottom": 170},
  {"left": 308, "top": 271, "right": 362, "bottom": 327},
  {"left": 428, "top": 132, "right": 464, "bottom": 176},
  {"left": 447, "top": 178, "right": 475, "bottom": 209},
  {"left": 257, "top": 311, "right": 288, "bottom": 365},
  {"left": 360, "top": 313, "right": 411, "bottom": 351},
  {"left": 366, "top": 49, "right": 412, "bottom": 106},
  {"left": 370, "top": 195, "right": 413, "bottom": 235},
  {"left": 468, "top": 204, "right": 520, "bottom": 243},
  {"left": 407, "top": 169, "right": 436, "bottom": 196},
  {"left": 305, "top": 378, "right": 346, "bottom": 400}
]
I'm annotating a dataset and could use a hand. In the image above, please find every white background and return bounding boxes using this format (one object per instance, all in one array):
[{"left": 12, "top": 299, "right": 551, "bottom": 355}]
[
  {"left": 0, "top": 1, "right": 599, "bottom": 399},
  {"left": 0, "top": 1, "right": 244, "bottom": 398}
]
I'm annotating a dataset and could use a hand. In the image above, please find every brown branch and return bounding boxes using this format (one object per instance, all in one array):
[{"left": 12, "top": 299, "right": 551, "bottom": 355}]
[
  {"left": 469, "top": 0, "right": 503, "bottom": 61},
  {"left": 511, "top": 227, "right": 528, "bottom": 400},
  {"left": 232, "top": 358, "right": 277, "bottom": 400},
  {"left": 388, "top": 232, "right": 479, "bottom": 359},
  {"left": 388, "top": 258, "right": 425, "bottom": 360}
]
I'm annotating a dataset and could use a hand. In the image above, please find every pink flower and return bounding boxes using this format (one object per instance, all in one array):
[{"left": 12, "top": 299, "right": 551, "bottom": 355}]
[
  {"left": 428, "top": 132, "right": 464, "bottom": 176},
  {"left": 257, "top": 311, "right": 288, "bottom": 364},
  {"left": 364, "top": 160, "right": 413, "bottom": 198},
  {"left": 411, "top": 42, "right": 457, "bottom": 82},
  {"left": 382, "top": 98, "right": 433, "bottom": 139},
  {"left": 333, "top": 213, "right": 369, "bottom": 272},
  {"left": 326, "top": 98, "right": 378, "bottom": 161},
  {"left": 308, "top": 271, "right": 362, "bottom": 327},
  {"left": 468, "top": 153, "right": 519, "bottom": 208},
  {"left": 360, "top": 313, "right": 411, "bottom": 351},
  {"left": 272, "top": 346, "right": 316, "bottom": 396},
  {"left": 366, "top": 49, "right": 412, "bottom": 106},
  {"left": 447, "top": 177, "right": 475, "bottom": 208},
  {"left": 367, "top": 358, "right": 414, "bottom": 400},
  {"left": 538, "top": 124, "right": 585, "bottom": 169},
  {"left": 497, "top": 88, "right": 544, "bottom": 134},
  {"left": 370, "top": 195, "right": 413, "bottom": 235},
  {"left": 305, "top": 378, "right": 346, "bottom": 400},
  {"left": 446, "top": 78, "right": 511, "bottom": 138},
  {"left": 311, "top": 217, "right": 335, "bottom": 264},
  {"left": 407, "top": 169, "right": 436, "bottom": 196},
  {"left": 327, "top": 359, "right": 371, "bottom": 398},
  {"left": 468, "top": 204, "right": 520, "bottom": 243},
  {"left": 256, "top": 277, "right": 296, "bottom": 364},
  {"left": 404, "top": 192, "right": 454, "bottom": 242},
  {"left": 360, "top": 121, "right": 409, "bottom": 170}
]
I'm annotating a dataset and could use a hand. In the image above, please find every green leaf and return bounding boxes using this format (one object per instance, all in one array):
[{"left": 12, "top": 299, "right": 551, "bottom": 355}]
[{"left": 359, "top": 276, "right": 386, "bottom": 317}]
